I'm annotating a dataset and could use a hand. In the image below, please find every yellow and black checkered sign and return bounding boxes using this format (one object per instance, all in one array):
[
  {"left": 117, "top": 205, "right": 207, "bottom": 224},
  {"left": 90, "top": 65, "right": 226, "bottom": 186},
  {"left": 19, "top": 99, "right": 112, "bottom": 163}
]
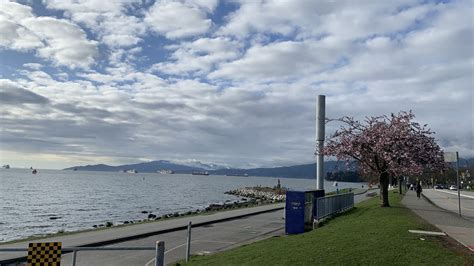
[{"left": 27, "top": 242, "right": 62, "bottom": 266}]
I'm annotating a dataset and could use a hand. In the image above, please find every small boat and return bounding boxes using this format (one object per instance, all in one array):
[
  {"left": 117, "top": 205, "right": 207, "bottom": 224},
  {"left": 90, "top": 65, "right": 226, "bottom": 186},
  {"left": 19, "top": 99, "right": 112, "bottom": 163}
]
[
  {"left": 225, "top": 173, "right": 249, "bottom": 177},
  {"left": 192, "top": 171, "right": 209, "bottom": 176},
  {"left": 157, "top": 170, "right": 174, "bottom": 174},
  {"left": 124, "top": 169, "right": 138, "bottom": 174},
  {"left": 2, "top": 164, "right": 10, "bottom": 169}
]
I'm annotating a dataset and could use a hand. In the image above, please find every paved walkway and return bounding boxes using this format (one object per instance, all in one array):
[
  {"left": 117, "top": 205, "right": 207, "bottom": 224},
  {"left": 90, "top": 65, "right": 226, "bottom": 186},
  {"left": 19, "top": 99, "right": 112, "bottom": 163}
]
[{"left": 402, "top": 190, "right": 474, "bottom": 251}]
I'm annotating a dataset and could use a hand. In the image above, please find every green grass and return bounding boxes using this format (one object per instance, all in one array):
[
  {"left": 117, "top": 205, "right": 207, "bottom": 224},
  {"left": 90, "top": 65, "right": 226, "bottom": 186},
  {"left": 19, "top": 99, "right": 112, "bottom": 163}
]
[{"left": 181, "top": 193, "right": 473, "bottom": 265}]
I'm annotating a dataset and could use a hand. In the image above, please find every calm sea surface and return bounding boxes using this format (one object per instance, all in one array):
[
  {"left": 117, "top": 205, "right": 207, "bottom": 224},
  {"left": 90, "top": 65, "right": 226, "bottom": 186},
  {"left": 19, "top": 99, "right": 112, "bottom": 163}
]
[{"left": 0, "top": 168, "right": 364, "bottom": 242}]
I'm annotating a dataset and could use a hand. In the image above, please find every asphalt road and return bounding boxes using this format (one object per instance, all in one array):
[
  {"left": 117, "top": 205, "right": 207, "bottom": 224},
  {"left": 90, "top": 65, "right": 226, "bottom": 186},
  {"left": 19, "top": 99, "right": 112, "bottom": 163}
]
[{"left": 422, "top": 189, "right": 474, "bottom": 221}]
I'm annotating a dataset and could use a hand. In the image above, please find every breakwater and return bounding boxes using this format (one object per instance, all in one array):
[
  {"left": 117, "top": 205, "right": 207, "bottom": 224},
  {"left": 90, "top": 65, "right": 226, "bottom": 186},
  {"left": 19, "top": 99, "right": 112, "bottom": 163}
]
[{"left": 225, "top": 186, "right": 286, "bottom": 202}]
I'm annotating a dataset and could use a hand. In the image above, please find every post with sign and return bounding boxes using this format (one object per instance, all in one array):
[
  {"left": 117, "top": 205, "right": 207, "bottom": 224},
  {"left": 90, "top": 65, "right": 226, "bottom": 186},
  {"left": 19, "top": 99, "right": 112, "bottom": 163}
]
[{"left": 444, "top": 152, "right": 461, "bottom": 216}]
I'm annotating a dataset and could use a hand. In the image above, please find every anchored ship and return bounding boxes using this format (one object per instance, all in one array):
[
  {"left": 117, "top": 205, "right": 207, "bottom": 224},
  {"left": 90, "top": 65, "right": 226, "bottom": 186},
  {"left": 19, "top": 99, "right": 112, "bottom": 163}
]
[
  {"left": 191, "top": 171, "right": 209, "bottom": 176},
  {"left": 157, "top": 169, "right": 174, "bottom": 174}
]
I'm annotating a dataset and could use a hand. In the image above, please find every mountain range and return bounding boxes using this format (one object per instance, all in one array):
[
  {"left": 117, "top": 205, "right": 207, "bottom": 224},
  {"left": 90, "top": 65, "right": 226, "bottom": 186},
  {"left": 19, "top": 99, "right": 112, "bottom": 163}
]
[
  {"left": 64, "top": 158, "right": 474, "bottom": 181},
  {"left": 65, "top": 160, "right": 356, "bottom": 180}
]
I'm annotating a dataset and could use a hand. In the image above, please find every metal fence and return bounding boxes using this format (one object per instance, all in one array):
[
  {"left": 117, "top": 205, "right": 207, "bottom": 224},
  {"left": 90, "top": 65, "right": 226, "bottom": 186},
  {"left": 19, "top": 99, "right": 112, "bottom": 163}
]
[
  {"left": 0, "top": 241, "right": 165, "bottom": 266},
  {"left": 315, "top": 192, "right": 354, "bottom": 220}
]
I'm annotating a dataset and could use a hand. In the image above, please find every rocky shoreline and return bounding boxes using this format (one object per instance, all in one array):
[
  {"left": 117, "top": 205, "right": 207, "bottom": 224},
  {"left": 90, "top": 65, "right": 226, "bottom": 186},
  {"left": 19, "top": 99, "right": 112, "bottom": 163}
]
[{"left": 91, "top": 186, "right": 286, "bottom": 229}]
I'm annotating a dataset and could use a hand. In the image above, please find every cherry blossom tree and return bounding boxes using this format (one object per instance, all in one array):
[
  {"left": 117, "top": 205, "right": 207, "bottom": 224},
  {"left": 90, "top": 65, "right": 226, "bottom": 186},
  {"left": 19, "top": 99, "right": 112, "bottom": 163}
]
[{"left": 321, "top": 111, "right": 446, "bottom": 207}]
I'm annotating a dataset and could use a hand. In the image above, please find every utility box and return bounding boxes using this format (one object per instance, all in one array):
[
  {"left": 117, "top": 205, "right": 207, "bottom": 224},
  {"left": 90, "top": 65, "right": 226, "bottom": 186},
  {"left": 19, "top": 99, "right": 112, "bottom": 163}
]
[{"left": 285, "top": 190, "right": 325, "bottom": 234}]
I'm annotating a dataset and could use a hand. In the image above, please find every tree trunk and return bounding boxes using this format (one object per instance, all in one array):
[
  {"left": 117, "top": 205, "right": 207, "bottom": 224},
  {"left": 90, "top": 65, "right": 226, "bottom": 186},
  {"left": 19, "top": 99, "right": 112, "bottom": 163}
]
[
  {"left": 398, "top": 177, "right": 403, "bottom": 194},
  {"left": 380, "top": 172, "right": 390, "bottom": 207}
]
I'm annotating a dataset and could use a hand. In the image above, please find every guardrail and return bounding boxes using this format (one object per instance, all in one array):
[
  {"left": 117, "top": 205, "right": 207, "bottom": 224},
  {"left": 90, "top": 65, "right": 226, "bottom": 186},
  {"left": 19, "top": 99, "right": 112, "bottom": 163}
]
[
  {"left": 0, "top": 241, "right": 165, "bottom": 266},
  {"left": 315, "top": 192, "right": 354, "bottom": 221}
]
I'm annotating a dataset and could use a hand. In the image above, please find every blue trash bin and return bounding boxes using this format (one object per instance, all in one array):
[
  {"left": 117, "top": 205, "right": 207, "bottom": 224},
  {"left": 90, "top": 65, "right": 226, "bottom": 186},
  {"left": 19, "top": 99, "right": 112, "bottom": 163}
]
[{"left": 285, "top": 190, "right": 325, "bottom": 234}]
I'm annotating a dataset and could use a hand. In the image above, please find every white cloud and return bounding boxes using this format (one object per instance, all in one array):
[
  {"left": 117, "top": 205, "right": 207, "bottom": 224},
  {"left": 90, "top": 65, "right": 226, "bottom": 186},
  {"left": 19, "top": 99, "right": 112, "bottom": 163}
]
[
  {"left": 217, "top": 0, "right": 442, "bottom": 51},
  {"left": 44, "top": 0, "right": 147, "bottom": 48},
  {"left": 22, "top": 63, "right": 43, "bottom": 70},
  {"left": 153, "top": 37, "right": 241, "bottom": 76},
  {"left": 209, "top": 40, "right": 341, "bottom": 82},
  {"left": 24, "top": 17, "right": 98, "bottom": 68},
  {"left": 0, "top": 2, "right": 42, "bottom": 50},
  {"left": 145, "top": 1, "right": 212, "bottom": 39},
  {"left": 0, "top": 2, "right": 98, "bottom": 68},
  {"left": 186, "top": 0, "right": 219, "bottom": 12}
]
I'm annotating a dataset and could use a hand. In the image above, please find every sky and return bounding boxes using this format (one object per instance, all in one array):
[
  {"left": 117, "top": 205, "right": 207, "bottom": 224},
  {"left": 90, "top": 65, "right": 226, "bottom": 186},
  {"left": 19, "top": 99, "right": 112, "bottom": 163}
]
[{"left": 0, "top": 0, "right": 473, "bottom": 170}]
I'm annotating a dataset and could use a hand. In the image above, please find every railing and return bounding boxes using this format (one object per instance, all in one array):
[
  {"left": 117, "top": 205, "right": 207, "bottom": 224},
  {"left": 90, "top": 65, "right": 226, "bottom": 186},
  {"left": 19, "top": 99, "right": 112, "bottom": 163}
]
[
  {"left": 0, "top": 241, "right": 165, "bottom": 266},
  {"left": 315, "top": 192, "right": 354, "bottom": 221}
]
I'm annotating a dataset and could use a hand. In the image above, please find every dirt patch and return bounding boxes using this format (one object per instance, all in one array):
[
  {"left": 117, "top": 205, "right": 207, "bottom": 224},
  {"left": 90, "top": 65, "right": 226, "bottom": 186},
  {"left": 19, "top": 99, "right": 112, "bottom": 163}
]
[{"left": 434, "top": 235, "right": 474, "bottom": 264}]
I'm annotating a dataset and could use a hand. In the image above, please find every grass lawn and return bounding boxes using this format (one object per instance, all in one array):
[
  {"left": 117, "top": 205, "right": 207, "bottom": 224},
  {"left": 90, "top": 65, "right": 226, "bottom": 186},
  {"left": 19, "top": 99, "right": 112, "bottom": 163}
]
[{"left": 181, "top": 192, "right": 473, "bottom": 265}]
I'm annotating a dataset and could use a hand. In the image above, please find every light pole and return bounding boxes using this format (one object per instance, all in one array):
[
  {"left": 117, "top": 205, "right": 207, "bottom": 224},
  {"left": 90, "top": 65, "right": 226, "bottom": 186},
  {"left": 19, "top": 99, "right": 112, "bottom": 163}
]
[{"left": 316, "top": 95, "right": 325, "bottom": 190}]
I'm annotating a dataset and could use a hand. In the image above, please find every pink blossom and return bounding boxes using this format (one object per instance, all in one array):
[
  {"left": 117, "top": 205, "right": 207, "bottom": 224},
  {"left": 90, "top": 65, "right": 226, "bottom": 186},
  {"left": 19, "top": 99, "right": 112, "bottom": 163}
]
[{"left": 321, "top": 111, "right": 447, "bottom": 206}]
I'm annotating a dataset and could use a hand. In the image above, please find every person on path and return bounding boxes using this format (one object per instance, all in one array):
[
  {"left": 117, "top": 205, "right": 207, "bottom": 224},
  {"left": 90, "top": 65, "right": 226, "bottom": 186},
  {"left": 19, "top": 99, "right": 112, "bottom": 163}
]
[{"left": 416, "top": 182, "right": 422, "bottom": 199}]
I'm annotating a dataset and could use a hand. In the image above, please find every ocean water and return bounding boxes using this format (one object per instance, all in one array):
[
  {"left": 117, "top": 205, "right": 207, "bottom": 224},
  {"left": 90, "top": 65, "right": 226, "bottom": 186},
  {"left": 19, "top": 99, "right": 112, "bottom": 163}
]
[{"left": 0, "top": 168, "right": 364, "bottom": 242}]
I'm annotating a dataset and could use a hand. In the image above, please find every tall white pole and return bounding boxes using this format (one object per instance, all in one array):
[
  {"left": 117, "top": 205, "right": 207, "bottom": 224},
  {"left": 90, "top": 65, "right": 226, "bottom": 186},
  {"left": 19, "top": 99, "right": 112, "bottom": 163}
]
[{"left": 316, "top": 95, "right": 326, "bottom": 190}]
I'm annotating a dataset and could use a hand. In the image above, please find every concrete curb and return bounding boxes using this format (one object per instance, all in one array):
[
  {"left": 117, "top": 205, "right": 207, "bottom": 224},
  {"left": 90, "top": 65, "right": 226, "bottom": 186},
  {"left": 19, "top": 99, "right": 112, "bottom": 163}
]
[
  {"left": 354, "top": 189, "right": 368, "bottom": 195},
  {"left": 0, "top": 204, "right": 284, "bottom": 264},
  {"left": 354, "top": 188, "right": 379, "bottom": 196}
]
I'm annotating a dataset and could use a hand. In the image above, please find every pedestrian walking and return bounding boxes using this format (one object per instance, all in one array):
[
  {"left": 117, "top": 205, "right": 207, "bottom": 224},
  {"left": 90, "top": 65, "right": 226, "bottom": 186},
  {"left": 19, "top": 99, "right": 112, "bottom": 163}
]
[{"left": 416, "top": 182, "right": 422, "bottom": 199}]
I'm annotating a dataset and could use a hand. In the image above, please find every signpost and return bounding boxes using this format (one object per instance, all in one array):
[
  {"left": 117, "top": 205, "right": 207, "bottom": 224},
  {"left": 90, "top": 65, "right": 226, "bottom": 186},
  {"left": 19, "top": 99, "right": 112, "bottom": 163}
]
[{"left": 444, "top": 152, "right": 461, "bottom": 216}]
